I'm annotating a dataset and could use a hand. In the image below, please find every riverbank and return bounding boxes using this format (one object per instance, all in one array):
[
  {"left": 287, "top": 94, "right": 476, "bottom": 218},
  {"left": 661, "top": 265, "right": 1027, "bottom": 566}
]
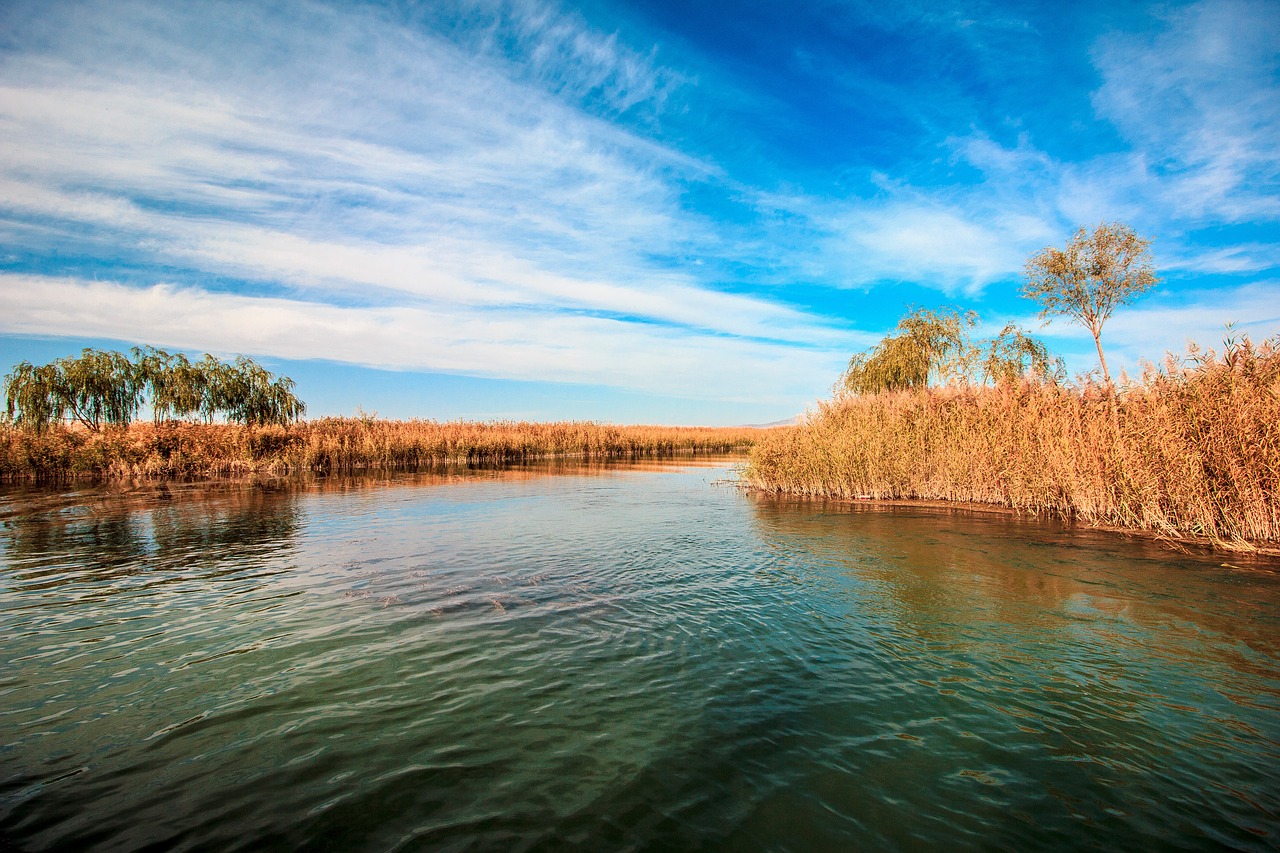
[
  {"left": 0, "top": 418, "right": 762, "bottom": 482},
  {"left": 745, "top": 337, "right": 1280, "bottom": 552},
  {"left": 751, "top": 493, "right": 1280, "bottom": 560}
]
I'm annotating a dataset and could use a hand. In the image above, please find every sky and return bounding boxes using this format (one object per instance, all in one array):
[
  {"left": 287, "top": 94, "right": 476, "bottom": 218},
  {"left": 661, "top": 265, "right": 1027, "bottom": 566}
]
[{"left": 1, "top": 0, "right": 1277, "bottom": 425}]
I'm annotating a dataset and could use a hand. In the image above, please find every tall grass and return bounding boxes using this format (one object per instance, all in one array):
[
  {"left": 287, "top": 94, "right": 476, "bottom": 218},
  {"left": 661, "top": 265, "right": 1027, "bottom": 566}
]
[
  {"left": 747, "top": 335, "right": 1280, "bottom": 549},
  {"left": 0, "top": 418, "right": 761, "bottom": 482}
]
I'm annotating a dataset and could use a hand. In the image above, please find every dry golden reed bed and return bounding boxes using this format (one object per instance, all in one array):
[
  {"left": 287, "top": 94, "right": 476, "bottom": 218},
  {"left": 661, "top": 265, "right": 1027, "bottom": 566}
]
[
  {"left": 0, "top": 418, "right": 761, "bottom": 481},
  {"left": 747, "top": 338, "right": 1280, "bottom": 550}
]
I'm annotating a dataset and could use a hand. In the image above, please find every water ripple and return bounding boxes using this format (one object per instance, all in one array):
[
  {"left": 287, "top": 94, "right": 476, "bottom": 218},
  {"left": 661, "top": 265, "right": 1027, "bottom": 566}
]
[{"left": 1, "top": 462, "right": 1277, "bottom": 850}]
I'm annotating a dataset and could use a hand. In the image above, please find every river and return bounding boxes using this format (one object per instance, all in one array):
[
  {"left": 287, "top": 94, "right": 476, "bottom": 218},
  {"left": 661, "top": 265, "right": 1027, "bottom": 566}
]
[{"left": 1, "top": 458, "right": 1276, "bottom": 850}]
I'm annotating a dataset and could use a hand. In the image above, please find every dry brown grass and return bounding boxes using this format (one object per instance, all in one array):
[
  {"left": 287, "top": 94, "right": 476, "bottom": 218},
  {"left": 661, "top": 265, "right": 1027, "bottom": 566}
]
[
  {"left": 747, "top": 336, "right": 1280, "bottom": 549},
  {"left": 0, "top": 418, "right": 762, "bottom": 482}
]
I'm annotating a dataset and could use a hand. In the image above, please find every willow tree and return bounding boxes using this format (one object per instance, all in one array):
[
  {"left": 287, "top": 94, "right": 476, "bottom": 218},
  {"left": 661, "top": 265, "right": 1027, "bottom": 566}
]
[
  {"left": 72, "top": 349, "right": 145, "bottom": 428},
  {"left": 979, "top": 323, "right": 1065, "bottom": 386},
  {"left": 134, "top": 347, "right": 209, "bottom": 422},
  {"left": 178, "top": 354, "right": 305, "bottom": 426},
  {"left": 4, "top": 347, "right": 305, "bottom": 430},
  {"left": 216, "top": 356, "right": 306, "bottom": 426},
  {"left": 839, "top": 308, "right": 976, "bottom": 395},
  {"left": 839, "top": 308, "right": 1062, "bottom": 396},
  {"left": 4, "top": 361, "right": 64, "bottom": 431},
  {"left": 1022, "top": 222, "right": 1158, "bottom": 387},
  {"left": 3, "top": 349, "right": 144, "bottom": 430}
]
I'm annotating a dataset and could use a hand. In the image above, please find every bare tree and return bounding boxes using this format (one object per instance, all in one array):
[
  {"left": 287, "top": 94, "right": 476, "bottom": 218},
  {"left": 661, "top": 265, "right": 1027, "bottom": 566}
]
[{"left": 1022, "top": 222, "right": 1158, "bottom": 387}]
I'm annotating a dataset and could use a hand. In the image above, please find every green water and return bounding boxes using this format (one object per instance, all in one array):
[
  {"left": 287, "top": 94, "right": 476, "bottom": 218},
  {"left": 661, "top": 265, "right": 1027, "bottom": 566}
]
[{"left": 1, "top": 459, "right": 1276, "bottom": 851}]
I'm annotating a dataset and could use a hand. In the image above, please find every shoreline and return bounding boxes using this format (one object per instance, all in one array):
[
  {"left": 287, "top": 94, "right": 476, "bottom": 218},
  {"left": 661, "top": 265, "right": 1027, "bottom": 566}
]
[
  {"left": 745, "top": 487, "right": 1280, "bottom": 561},
  {"left": 0, "top": 446, "right": 752, "bottom": 485},
  {"left": 0, "top": 419, "right": 762, "bottom": 484}
]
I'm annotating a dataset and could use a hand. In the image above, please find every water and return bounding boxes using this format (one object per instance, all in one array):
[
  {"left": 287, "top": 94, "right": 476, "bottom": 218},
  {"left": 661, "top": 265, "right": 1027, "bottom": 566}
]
[{"left": 1, "top": 458, "right": 1277, "bottom": 851}]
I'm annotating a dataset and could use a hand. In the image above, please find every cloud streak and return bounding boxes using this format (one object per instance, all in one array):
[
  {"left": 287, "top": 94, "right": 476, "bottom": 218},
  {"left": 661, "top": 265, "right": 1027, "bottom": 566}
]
[
  {"left": 0, "top": 274, "right": 853, "bottom": 405},
  {"left": 1091, "top": 0, "right": 1280, "bottom": 223},
  {"left": 753, "top": 1, "right": 1280, "bottom": 297},
  {"left": 0, "top": 0, "right": 849, "bottom": 369},
  {"left": 0, "top": 0, "right": 1277, "bottom": 421}
]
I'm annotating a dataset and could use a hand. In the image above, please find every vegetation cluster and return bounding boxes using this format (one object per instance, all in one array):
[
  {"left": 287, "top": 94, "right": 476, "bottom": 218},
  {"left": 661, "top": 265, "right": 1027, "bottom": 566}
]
[
  {"left": 4, "top": 347, "right": 305, "bottom": 430},
  {"left": 838, "top": 307, "right": 1064, "bottom": 395},
  {"left": 747, "top": 218, "right": 1277, "bottom": 551},
  {"left": 747, "top": 332, "right": 1280, "bottom": 548},
  {"left": 0, "top": 417, "right": 761, "bottom": 481}
]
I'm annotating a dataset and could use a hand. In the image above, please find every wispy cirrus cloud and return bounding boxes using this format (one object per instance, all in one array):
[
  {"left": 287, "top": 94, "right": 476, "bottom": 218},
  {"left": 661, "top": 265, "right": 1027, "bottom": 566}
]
[
  {"left": 814, "top": 202, "right": 1033, "bottom": 294},
  {"left": 756, "top": 0, "right": 1280, "bottom": 298},
  {"left": 1, "top": 0, "right": 1277, "bottom": 422},
  {"left": 1091, "top": 0, "right": 1280, "bottom": 223},
  {"left": 0, "top": 171, "right": 832, "bottom": 344},
  {"left": 990, "top": 279, "right": 1280, "bottom": 379},
  {"left": 0, "top": 0, "right": 854, "bottom": 409},
  {"left": 0, "top": 275, "right": 855, "bottom": 405},
  {"left": 449, "top": 0, "right": 690, "bottom": 117}
]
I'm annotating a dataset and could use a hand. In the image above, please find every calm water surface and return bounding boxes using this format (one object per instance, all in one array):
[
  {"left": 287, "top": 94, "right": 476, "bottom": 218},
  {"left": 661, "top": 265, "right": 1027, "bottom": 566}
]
[{"left": 1, "top": 458, "right": 1277, "bottom": 851}]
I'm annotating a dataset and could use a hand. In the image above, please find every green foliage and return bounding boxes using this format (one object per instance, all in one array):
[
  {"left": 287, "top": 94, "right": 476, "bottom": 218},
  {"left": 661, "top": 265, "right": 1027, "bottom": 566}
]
[
  {"left": 979, "top": 323, "right": 1066, "bottom": 386},
  {"left": 134, "top": 347, "right": 208, "bottom": 421},
  {"left": 839, "top": 308, "right": 976, "bottom": 395},
  {"left": 1022, "top": 221, "right": 1158, "bottom": 386},
  {"left": 4, "top": 361, "right": 63, "bottom": 432},
  {"left": 217, "top": 356, "right": 306, "bottom": 426},
  {"left": 4, "top": 350, "right": 142, "bottom": 431},
  {"left": 60, "top": 349, "right": 145, "bottom": 429},
  {"left": 4, "top": 347, "right": 306, "bottom": 431},
  {"left": 839, "top": 308, "right": 1061, "bottom": 396}
]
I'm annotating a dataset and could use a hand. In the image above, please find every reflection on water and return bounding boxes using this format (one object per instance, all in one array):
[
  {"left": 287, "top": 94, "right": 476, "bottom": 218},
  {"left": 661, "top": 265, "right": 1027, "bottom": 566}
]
[
  {"left": 743, "top": 496, "right": 1280, "bottom": 850},
  {"left": 3, "top": 482, "right": 302, "bottom": 580},
  {"left": 0, "top": 460, "right": 1276, "bottom": 851}
]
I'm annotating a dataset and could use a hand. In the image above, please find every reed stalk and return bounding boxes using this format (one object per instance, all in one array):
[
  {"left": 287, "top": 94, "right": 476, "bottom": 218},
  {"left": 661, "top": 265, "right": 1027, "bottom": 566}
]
[
  {"left": 0, "top": 418, "right": 761, "bottom": 482},
  {"left": 746, "top": 336, "right": 1280, "bottom": 549}
]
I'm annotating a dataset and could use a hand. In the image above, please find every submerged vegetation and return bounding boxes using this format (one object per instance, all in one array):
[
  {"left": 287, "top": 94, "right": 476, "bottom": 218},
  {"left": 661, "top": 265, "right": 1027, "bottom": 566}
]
[{"left": 0, "top": 417, "right": 761, "bottom": 481}]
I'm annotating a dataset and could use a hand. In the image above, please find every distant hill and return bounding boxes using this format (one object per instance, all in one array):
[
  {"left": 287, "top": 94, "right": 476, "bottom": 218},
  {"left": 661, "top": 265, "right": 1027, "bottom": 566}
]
[{"left": 742, "top": 416, "right": 801, "bottom": 429}]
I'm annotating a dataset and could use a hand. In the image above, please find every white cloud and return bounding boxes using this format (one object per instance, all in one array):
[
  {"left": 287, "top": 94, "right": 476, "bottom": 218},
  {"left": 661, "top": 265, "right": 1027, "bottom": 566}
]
[
  {"left": 1160, "top": 243, "right": 1280, "bottom": 275},
  {"left": 1006, "top": 280, "right": 1280, "bottom": 379},
  {"left": 0, "top": 0, "right": 850, "bottom": 366},
  {"left": 2, "top": 0, "right": 1276, "bottom": 415},
  {"left": 0, "top": 168, "right": 839, "bottom": 344},
  {"left": 1090, "top": 0, "right": 1280, "bottom": 223},
  {"left": 830, "top": 204, "right": 1028, "bottom": 292},
  {"left": 784, "top": 0, "right": 1280, "bottom": 296},
  {"left": 495, "top": 0, "right": 688, "bottom": 115},
  {"left": 0, "top": 274, "right": 850, "bottom": 405},
  {"left": 1100, "top": 281, "right": 1280, "bottom": 353}
]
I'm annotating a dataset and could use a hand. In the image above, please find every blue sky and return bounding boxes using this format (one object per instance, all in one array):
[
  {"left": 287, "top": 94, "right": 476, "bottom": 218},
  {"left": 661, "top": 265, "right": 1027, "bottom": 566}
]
[{"left": 1, "top": 0, "right": 1277, "bottom": 425}]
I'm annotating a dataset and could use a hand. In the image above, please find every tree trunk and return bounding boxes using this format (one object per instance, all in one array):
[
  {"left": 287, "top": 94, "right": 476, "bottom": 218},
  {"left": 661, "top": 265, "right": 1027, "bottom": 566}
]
[
  {"left": 1092, "top": 327, "right": 1112, "bottom": 388},
  {"left": 1092, "top": 324, "right": 1120, "bottom": 432}
]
